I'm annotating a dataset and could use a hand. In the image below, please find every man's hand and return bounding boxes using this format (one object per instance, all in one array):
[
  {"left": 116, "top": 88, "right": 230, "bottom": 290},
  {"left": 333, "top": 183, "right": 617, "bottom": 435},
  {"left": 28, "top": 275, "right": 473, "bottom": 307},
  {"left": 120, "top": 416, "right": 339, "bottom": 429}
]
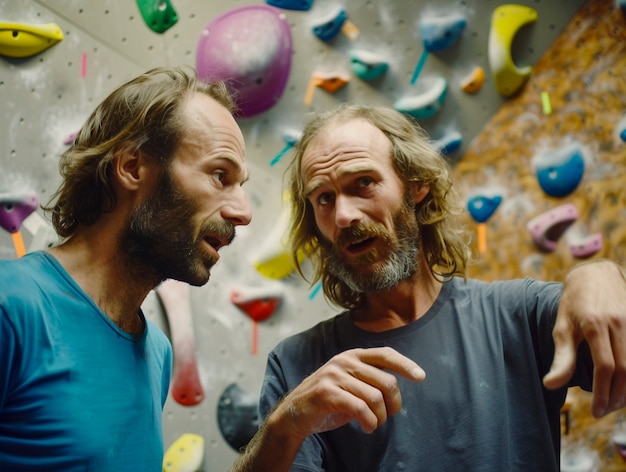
[
  {"left": 230, "top": 347, "right": 424, "bottom": 472},
  {"left": 274, "top": 347, "right": 425, "bottom": 440},
  {"left": 543, "top": 260, "right": 626, "bottom": 418}
]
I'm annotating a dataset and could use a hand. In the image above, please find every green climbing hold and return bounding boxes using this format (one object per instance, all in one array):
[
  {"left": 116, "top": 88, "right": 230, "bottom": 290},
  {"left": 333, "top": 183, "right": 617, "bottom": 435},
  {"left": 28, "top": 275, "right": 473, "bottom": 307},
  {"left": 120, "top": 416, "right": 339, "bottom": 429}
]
[{"left": 136, "top": 0, "right": 178, "bottom": 34}]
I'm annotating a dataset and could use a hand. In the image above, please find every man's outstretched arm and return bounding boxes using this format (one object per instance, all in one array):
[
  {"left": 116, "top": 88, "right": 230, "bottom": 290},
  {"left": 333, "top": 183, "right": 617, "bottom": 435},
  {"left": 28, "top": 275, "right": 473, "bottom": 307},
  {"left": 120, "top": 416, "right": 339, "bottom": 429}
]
[{"left": 544, "top": 259, "right": 626, "bottom": 418}]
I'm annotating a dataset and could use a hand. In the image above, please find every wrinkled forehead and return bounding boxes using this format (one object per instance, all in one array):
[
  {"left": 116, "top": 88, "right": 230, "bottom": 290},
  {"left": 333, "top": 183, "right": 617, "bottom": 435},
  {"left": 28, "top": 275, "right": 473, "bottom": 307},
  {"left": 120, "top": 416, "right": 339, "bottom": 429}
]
[
  {"left": 300, "top": 118, "right": 393, "bottom": 191},
  {"left": 301, "top": 118, "right": 390, "bottom": 163}
]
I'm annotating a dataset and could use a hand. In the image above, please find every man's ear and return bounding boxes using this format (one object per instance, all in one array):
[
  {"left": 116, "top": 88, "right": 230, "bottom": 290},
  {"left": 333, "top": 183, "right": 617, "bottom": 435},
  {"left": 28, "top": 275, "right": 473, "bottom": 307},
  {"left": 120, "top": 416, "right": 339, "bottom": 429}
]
[
  {"left": 113, "top": 150, "right": 150, "bottom": 191},
  {"left": 411, "top": 182, "right": 430, "bottom": 204}
]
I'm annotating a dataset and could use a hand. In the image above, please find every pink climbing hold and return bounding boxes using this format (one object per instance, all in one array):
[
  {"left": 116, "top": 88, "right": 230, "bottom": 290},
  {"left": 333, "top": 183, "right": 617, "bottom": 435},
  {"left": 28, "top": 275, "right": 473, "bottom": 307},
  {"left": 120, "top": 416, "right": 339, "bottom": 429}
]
[{"left": 196, "top": 5, "right": 293, "bottom": 118}]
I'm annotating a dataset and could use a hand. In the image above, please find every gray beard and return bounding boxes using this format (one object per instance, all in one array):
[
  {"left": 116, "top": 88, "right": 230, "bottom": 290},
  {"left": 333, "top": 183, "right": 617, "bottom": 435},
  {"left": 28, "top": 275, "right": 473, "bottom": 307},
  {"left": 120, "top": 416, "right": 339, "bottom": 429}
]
[
  {"left": 327, "top": 237, "right": 419, "bottom": 293},
  {"left": 324, "top": 199, "right": 421, "bottom": 293}
]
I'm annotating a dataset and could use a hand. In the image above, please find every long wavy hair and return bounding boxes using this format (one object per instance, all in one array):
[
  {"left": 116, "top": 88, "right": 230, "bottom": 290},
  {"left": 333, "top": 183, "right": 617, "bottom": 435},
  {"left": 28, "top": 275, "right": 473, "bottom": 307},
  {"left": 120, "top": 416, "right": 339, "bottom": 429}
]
[
  {"left": 287, "top": 104, "right": 471, "bottom": 310},
  {"left": 42, "top": 66, "right": 235, "bottom": 238}
]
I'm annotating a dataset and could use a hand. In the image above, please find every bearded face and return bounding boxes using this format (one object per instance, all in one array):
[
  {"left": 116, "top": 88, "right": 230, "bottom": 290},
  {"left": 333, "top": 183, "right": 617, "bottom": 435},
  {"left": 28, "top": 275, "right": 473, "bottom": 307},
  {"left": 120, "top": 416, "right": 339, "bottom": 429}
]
[
  {"left": 119, "top": 167, "right": 235, "bottom": 286},
  {"left": 319, "top": 195, "right": 420, "bottom": 293}
]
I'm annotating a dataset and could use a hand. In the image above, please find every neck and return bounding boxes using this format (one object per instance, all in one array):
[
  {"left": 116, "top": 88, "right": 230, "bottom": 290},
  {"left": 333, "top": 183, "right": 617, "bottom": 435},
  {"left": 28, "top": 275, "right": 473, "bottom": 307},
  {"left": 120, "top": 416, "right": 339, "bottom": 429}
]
[
  {"left": 350, "top": 267, "right": 442, "bottom": 332},
  {"left": 47, "top": 231, "right": 155, "bottom": 335}
]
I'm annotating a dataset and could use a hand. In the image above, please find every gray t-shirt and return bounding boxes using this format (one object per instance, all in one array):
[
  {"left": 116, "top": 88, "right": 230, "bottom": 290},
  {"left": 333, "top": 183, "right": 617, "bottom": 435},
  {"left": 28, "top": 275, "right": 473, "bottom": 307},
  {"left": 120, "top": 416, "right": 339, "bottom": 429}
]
[{"left": 260, "top": 277, "right": 593, "bottom": 472}]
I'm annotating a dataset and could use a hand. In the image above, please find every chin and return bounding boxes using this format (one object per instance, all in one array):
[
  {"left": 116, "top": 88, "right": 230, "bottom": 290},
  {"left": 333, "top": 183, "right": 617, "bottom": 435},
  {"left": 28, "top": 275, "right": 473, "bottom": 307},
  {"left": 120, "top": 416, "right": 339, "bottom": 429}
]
[
  {"left": 187, "top": 269, "right": 212, "bottom": 287},
  {"left": 165, "top": 264, "right": 212, "bottom": 287}
]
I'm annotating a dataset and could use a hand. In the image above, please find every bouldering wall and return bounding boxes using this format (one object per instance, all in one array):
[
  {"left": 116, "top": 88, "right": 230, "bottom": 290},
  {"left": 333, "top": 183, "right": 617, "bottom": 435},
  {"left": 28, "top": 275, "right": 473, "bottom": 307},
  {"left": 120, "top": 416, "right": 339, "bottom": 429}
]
[
  {"left": 1, "top": 0, "right": 621, "bottom": 469},
  {"left": 454, "top": 0, "right": 626, "bottom": 469}
]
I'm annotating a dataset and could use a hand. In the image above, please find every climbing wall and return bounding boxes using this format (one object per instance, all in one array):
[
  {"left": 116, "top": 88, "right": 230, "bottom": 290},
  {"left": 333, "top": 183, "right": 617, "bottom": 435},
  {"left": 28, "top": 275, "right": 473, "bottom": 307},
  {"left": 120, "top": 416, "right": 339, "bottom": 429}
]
[
  {"left": 1, "top": 0, "right": 615, "bottom": 469},
  {"left": 453, "top": 0, "right": 626, "bottom": 469}
]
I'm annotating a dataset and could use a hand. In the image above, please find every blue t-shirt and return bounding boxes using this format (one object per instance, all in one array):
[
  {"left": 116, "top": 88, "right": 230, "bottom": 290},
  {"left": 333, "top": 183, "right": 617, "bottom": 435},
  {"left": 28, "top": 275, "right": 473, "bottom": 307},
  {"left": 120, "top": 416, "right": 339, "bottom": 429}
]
[
  {"left": 0, "top": 252, "right": 173, "bottom": 471},
  {"left": 260, "top": 277, "right": 593, "bottom": 472}
]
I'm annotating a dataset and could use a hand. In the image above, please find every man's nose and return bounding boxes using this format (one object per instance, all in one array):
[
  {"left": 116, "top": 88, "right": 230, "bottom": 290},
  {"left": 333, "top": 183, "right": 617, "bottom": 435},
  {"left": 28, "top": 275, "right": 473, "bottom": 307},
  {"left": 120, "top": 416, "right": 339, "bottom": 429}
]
[
  {"left": 223, "top": 188, "right": 252, "bottom": 226},
  {"left": 334, "top": 194, "right": 361, "bottom": 229}
]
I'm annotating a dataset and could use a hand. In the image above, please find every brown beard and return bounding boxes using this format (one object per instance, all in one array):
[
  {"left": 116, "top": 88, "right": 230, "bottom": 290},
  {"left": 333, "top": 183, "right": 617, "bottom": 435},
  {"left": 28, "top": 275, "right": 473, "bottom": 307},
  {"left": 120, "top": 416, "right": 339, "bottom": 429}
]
[{"left": 119, "top": 167, "right": 235, "bottom": 286}]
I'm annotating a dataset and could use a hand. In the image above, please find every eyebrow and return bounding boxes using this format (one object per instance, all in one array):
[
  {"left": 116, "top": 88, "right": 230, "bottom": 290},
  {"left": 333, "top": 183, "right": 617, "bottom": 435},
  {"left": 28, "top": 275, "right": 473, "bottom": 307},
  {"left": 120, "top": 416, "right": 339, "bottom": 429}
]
[
  {"left": 214, "top": 156, "right": 250, "bottom": 184},
  {"left": 303, "top": 164, "right": 375, "bottom": 198}
]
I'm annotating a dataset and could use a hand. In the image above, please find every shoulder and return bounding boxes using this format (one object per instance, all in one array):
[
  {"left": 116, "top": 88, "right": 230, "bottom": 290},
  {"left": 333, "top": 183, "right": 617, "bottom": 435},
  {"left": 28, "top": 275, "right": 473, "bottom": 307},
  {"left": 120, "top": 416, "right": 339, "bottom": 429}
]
[
  {"left": 0, "top": 252, "right": 59, "bottom": 296},
  {"left": 0, "top": 252, "right": 61, "bottom": 321},
  {"left": 450, "top": 276, "right": 561, "bottom": 302}
]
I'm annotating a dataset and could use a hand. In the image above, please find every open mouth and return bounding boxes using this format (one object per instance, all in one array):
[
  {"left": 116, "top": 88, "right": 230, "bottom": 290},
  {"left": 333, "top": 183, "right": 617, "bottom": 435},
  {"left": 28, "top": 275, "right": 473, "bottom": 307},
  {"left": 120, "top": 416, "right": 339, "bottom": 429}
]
[
  {"left": 205, "top": 236, "right": 226, "bottom": 252},
  {"left": 346, "top": 238, "right": 375, "bottom": 254}
]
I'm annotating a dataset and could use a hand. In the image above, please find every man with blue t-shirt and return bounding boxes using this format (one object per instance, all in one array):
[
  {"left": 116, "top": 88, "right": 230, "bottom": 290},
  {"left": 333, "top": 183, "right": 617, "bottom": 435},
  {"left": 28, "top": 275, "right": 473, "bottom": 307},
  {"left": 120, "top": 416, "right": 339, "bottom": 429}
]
[
  {"left": 0, "top": 66, "right": 252, "bottom": 470},
  {"left": 231, "top": 105, "right": 626, "bottom": 472}
]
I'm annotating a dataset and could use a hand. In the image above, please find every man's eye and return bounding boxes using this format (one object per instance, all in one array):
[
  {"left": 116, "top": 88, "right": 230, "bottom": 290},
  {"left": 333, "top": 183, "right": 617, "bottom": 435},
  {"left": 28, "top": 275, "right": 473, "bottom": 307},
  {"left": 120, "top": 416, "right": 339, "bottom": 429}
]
[
  {"left": 318, "top": 193, "right": 334, "bottom": 206},
  {"left": 214, "top": 171, "right": 226, "bottom": 183},
  {"left": 358, "top": 176, "right": 374, "bottom": 188}
]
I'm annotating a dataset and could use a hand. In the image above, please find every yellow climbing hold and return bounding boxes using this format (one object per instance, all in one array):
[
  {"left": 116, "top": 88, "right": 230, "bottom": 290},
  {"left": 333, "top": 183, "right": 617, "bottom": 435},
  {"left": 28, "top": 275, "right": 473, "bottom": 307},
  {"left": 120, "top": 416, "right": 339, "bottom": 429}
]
[
  {"left": 0, "top": 22, "right": 64, "bottom": 58},
  {"left": 162, "top": 433, "right": 204, "bottom": 472},
  {"left": 488, "top": 5, "right": 538, "bottom": 97},
  {"left": 253, "top": 191, "right": 308, "bottom": 280}
]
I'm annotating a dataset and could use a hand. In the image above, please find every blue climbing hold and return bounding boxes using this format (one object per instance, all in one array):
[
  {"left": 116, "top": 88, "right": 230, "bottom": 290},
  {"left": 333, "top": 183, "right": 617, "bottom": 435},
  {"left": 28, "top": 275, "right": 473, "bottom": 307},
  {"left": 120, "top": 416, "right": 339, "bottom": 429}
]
[
  {"left": 534, "top": 143, "right": 585, "bottom": 198},
  {"left": 467, "top": 195, "right": 502, "bottom": 223},
  {"left": 419, "top": 13, "right": 467, "bottom": 52}
]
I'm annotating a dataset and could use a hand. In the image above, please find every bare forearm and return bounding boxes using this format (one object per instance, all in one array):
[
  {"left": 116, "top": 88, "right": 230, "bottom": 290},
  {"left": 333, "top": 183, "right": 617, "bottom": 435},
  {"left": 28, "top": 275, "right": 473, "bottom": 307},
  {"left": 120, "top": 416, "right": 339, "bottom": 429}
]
[{"left": 229, "top": 406, "right": 304, "bottom": 472}]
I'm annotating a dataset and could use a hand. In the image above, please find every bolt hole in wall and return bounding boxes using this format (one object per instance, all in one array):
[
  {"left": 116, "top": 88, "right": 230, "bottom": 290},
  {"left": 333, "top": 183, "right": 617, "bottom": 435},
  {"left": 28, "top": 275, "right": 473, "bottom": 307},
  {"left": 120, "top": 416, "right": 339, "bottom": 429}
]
[{"left": 1, "top": 0, "right": 623, "bottom": 470}]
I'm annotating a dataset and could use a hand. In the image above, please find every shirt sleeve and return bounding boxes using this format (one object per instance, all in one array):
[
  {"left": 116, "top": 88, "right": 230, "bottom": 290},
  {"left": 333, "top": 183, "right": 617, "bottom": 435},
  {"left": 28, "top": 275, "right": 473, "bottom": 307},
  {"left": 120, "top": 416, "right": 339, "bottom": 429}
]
[{"left": 259, "top": 351, "right": 326, "bottom": 472}]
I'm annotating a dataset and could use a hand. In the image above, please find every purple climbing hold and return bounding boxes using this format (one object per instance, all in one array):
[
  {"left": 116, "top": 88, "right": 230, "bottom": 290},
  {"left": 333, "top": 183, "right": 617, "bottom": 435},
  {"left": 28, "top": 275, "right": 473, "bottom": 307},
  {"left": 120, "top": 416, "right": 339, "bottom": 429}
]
[
  {"left": 196, "top": 5, "right": 293, "bottom": 118},
  {"left": 0, "top": 193, "right": 38, "bottom": 233}
]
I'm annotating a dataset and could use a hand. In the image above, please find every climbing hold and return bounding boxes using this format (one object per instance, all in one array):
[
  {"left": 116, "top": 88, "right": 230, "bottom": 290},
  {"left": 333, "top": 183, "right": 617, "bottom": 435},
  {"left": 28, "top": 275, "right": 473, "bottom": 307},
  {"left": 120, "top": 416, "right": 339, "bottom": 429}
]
[
  {"left": 20, "top": 211, "right": 57, "bottom": 253},
  {"left": 467, "top": 195, "right": 502, "bottom": 224},
  {"left": 254, "top": 191, "right": 307, "bottom": 279},
  {"left": 467, "top": 193, "right": 503, "bottom": 255},
  {"left": 349, "top": 49, "right": 389, "bottom": 81},
  {"left": 314, "top": 72, "right": 350, "bottom": 93},
  {"left": 0, "top": 192, "right": 38, "bottom": 258},
  {"left": 231, "top": 283, "right": 284, "bottom": 355},
  {"left": 0, "top": 192, "right": 38, "bottom": 234},
  {"left": 527, "top": 203, "right": 578, "bottom": 252},
  {"left": 270, "top": 129, "right": 301, "bottom": 166},
  {"left": 163, "top": 433, "right": 204, "bottom": 472},
  {"left": 218, "top": 383, "right": 261, "bottom": 452},
  {"left": 63, "top": 130, "right": 79, "bottom": 146},
  {"left": 155, "top": 280, "right": 204, "bottom": 407},
  {"left": 0, "top": 22, "right": 63, "bottom": 58},
  {"left": 135, "top": 0, "right": 178, "bottom": 34},
  {"left": 460, "top": 66, "right": 486, "bottom": 94},
  {"left": 433, "top": 130, "right": 463, "bottom": 155},
  {"left": 488, "top": 4, "right": 538, "bottom": 97},
  {"left": 196, "top": 5, "right": 292, "bottom": 118},
  {"left": 533, "top": 142, "right": 585, "bottom": 198},
  {"left": 410, "top": 12, "right": 466, "bottom": 85},
  {"left": 419, "top": 13, "right": 467, "bottom": 52},
  {"left": 569, "top": 233, "right": 603, "bottom": 258},
  {"left": 230, "top": 285, "right": 284, "bottom": 323},
  {"left": 266, "top": 0, "right": 314, "bottom": 11},
  {"left": 541, "top": 91, "right": 552, "bottom": 115},
  {"left": 304, "top": 72, "right": 350, "bottom": 105},
  {"left": 394, "top": 76, "right": 448, "bottom": 120},
  {"left": 312, "top": 6, "right": 347, "bottom": 41}
]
